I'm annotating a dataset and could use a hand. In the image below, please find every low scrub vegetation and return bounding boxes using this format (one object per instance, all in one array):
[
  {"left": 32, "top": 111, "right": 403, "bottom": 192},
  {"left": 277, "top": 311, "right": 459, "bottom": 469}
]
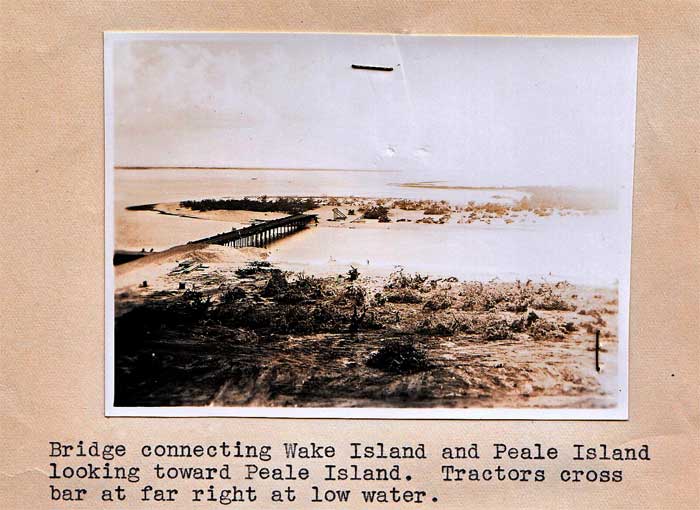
[
  {"left": 180, "top": 196, "right": 319, "bottom": 214},
  {"left": 460, "top": 280, "right": 575, "bottom": 312},
  {"left": 114, "top": 263, "right": 602, "bottom": 406}
]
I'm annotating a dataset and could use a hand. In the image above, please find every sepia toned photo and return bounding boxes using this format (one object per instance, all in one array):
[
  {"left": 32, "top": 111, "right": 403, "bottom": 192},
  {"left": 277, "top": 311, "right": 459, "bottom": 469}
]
[{"left": 105, "top": 33, "right": 637, "bottom": 418}]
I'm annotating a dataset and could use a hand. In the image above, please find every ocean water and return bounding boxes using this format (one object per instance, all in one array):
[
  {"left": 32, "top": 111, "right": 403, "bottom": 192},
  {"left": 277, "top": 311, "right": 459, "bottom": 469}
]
[{"left": 114, "top": 168, "right": 528, "bottom": 207}]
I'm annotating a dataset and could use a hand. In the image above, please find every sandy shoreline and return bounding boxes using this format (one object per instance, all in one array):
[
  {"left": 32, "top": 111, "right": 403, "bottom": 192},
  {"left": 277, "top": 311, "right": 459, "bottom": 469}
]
[{"left": 114, "top": 193, "right": 622, "bottom": 287}]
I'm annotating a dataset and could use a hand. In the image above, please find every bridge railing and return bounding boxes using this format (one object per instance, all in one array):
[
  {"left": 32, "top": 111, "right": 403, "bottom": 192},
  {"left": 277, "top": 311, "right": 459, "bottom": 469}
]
[{"left": 190, "top": 213, "right": 317, "bottom": 246}]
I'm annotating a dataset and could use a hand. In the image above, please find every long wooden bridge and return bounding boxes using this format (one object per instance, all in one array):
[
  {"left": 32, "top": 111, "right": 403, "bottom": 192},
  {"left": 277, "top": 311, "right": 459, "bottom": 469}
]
[{"left": 190, "top": 213, "right": 317, "bottom": 248}]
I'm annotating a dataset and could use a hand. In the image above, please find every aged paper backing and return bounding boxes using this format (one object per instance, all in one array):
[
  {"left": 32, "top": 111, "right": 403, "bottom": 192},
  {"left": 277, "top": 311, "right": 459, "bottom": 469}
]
[{"left": 1, "top": 1, "right": 698, "bottom": 508}]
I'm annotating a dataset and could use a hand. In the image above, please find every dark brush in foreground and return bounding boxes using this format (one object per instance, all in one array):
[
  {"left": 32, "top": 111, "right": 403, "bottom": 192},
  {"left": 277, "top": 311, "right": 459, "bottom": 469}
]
[{"left": 113, "top": 265, "right": 618, "bottom": 408}]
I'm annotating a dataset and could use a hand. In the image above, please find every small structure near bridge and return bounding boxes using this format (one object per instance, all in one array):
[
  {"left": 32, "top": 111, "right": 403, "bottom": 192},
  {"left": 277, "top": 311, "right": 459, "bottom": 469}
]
[{"left": 332, "top": 208, "right": 347, "bottom": 221}]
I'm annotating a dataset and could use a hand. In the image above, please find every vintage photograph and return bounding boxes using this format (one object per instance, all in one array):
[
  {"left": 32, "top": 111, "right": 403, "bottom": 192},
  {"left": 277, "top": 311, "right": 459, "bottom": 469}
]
[{"left": 105, "top": 33, "right": 637, "bottom": 418}]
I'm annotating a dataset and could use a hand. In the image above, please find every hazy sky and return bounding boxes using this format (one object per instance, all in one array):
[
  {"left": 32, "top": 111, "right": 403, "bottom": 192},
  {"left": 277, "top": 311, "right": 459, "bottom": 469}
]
[{"left": 110, "top": 34, "right": 637, "bottom": 187}]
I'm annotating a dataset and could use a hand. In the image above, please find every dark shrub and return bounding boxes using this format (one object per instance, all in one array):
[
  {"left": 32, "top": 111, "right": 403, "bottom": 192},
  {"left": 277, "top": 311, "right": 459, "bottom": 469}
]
[
  {"left": 363, "top": 205, "right": 390, "bottom": 221},
  {"left": 509, "top": 311, "right": 539, "bottom": 332},
  {"left": 220, "top": 286, "right": 246, "bottom": 303},
  {"left": 181, "top": 197, "right": 318, "bottom": 214},
  {"left": 235, "top": 261, "right": 273, "bottom": 277},
  {"left": 217, "top": 303, "right": 275, "bottom": 330},
  {"left": 482, "top": 316, "right": 513, "bottom": 341},
  {"left": 181, "top": 289, "right": 210, "bottom": 308},
  {"left": 347, "top": 266, "right": 360, "bottom": 281},
  {"left": 262, "top": 270, "right": 288, "bottom": 297},
  {"left": 531, "top": 285, "right": 576, "bottom": 311},
  {"left": 415, "top": 317, "right": 457, "bottom": 336},
  {"left": 372, "top": 292, "right": 387, "bottom": 306},
  {"left": 386, "top": 289, "right": 423, "bottom": 304},
  {"left": 276, "top": 304, "right": 316, "bottom": 334},
  {"left": 527, "top": 318, "right": 567, "bottom": 340},
  {"left": 386, "top": 269, "right": 429, "bottom": 290},
  {"left": 344, "top": 285, "right": 366, "bottom": 307},
  {"left": 366, "top": 339, "right": 433, "bottom": 374},
  {"left": 423, "top": 203, "right": 450, "bottom": 215},
  {"left": 275, "top": 274, "right": 324, "bottom": 304},
  {"left": 423, "top": 293, "right": 452, "bottom": 311}
]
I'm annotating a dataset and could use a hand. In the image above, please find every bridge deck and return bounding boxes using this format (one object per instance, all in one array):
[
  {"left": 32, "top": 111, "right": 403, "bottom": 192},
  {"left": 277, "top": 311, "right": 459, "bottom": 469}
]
[{"left": 190, "top": 213, "right": 317, "bottom": 247}]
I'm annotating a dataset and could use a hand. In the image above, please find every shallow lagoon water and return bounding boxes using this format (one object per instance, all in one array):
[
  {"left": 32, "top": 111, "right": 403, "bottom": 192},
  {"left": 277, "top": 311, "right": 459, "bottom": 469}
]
[{"left": 115, "top": 168, "right": 625, "bottom": 285}]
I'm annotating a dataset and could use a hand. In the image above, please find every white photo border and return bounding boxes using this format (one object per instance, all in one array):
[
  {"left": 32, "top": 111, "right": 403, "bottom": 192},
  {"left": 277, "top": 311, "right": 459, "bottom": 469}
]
[{"left": 104, "top": 32, "right": 636, "bottom": 419}]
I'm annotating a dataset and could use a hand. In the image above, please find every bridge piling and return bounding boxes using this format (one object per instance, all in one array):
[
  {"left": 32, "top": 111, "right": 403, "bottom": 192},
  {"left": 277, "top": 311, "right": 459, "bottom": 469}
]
[{"left": 190, "top": 213, "right": 317, "bottom": 249}]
